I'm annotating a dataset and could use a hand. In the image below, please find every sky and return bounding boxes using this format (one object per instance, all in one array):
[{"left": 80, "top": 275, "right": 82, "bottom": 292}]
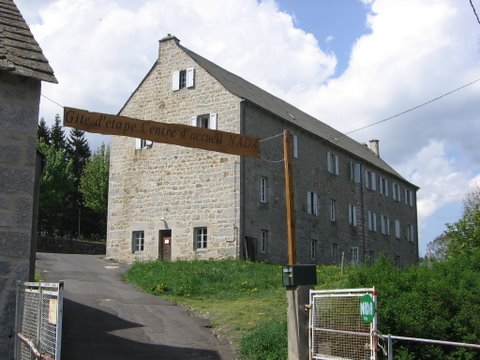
[{"left": 15, "top": 0, "right": 480, "bottom": 256}]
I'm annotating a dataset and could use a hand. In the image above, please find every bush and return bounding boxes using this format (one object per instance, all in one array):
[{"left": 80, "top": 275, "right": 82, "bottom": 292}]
[{"left": 239, "top": 320, "right": 287, "bottom": 360}]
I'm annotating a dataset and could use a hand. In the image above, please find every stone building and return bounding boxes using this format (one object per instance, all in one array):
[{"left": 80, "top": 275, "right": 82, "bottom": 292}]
[
  {"left": 107, "top": 35, "right": 418, "bottom": 266},
  {"left": 0, "top": 0, "right": 56, "bottom": 357}
]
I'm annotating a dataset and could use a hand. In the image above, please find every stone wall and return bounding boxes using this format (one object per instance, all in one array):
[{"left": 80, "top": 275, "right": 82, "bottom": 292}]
[
  {"left": 37, "top": 237, "right": 106, "bottom": 255},
  {"left": 0, "top": 72, "right": 41, "bottom": 359},
  {"left": 107, "top": 37, "right": 242, "bottom": 262}
]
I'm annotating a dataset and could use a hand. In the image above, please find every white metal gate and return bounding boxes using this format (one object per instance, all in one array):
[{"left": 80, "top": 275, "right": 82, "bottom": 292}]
[
  {"left": 309, "top": 288, "right": 378, "bottom": 360},
  {"left": 14, "top": 281, "right": 64, "bottom": 360}
]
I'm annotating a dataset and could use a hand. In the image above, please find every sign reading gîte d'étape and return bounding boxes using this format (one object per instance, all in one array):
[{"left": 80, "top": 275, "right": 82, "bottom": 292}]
[{"left": 63, "top": 107, "right": 260, "bottom": 158}]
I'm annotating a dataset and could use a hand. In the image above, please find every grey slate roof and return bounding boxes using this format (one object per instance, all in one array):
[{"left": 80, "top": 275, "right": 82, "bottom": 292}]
[
  {"left": 0, "top": 0, "right": 56, "bottom": 83},
  {"left": 179, "top": 41, "right": 413, "bottom": 184}
]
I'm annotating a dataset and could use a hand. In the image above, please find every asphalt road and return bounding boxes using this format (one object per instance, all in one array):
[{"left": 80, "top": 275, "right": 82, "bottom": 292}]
[{"left": 36, "top": 253, "right": 236, "bottom": 360}]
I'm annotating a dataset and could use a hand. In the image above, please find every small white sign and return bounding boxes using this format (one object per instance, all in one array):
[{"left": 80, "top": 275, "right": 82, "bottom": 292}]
[{"left": 48, "top": 299, "right": 58, "bottom": 325}]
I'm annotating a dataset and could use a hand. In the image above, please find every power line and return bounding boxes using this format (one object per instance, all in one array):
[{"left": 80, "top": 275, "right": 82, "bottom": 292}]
[
  {"left": 41, "top": 93, "right": 64, "bottom": 109},
  {"left": 469, "top": 0, "right": 480, "bottom": 24},
  {"left": 344, "top": 76, "right": 480, "bottom": 136}
]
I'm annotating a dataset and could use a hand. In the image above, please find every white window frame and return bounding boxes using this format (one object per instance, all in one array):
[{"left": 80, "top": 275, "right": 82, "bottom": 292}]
[
  {"left": 405, "top": 189, "right": 414, "bottom": 206},
  {"left": 327, "top": 152, "right": 339, "bottom": 175},
  {"left": 260, "top": 176, "right": 268, "bottom": 203},
  {"left": 172, "top": 67, "right": 194, "bottom": 91},
  {"left": 365, "top": 170, "right": 376, "bottom": 190},
  {"left": 348, "top": 204, "right": 357, "bottom": 226},
  {"left": 307, "top": 191, "right": 318, "bottom": 216},
  {"left": 132, "top": 231, "right": 144, "bottom": 253},
  {"left": 407, "top": 224, "right": 415, "bottom": 242},
  {"left": 135, "top": 138, "right": 153, "bottom": 150},
  {"left": 393, "top": 183, "right": 401, "bottom": 201},
  {"left": 260, "top": 229, "right": 268, "bottom": 254},
  {"left": 381, "top": 215, "right": 390, "bottom": 235},
  {"left": 395, "top": 219, "right": 401, "bottom": 239},
  {"left": 350, "top": 247, "right": 359, "bottom": 265},
  {"left": 191, "top": 113, "right": 217, "bottom": 130},
  {"left": 368, "top": 211, "right": 377, "bottom": 232},
  {"left": 330, "top": 199, "right": 336, "bottom": 222},
  {"left": 194, "top": 227, "right": 208, "bottom": 250},
  {"left": 380, "top": 177, "right": 388, "bottom": 196},
  {"left": 310, "top": 239, "right": 317, "bottom": 261}
]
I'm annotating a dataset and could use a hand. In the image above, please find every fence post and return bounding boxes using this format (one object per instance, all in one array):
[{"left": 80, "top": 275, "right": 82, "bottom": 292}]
[{"left": 388, "top": 334, "right": 393, "bottom": 360}]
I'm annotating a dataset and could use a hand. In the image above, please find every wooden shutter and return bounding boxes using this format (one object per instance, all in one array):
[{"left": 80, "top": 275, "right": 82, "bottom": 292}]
[
  {"left": 172, "top": 70, "right": 180, "bottom": 91},
  {"left": 307, "top": 192, "right": 312, "bottom": 214},
  {"left": 135, "top": 138, "right": 142, "bottom": 149},
  {"left": 191, "top": 116, "right": 197, "bottom": 127},
  {"left": 292, "top": 135, "right": 298, "bottom": 158},
  {"left": 354, "top": 163, "right": 361, "bottom": 184},
  {"left": 335, "top": 155, "right": 339, "bottom": 175},
  {"left": 327, "top": 152, "right": 332, "bottom": 173},
  {"left": 186, "top": 67, "right": 195, "bottom": 88}
]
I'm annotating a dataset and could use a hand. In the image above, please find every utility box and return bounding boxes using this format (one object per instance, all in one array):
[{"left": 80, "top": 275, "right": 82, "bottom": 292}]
[{"left": 282, "top": 264, "right": 317, "bottom": 287}]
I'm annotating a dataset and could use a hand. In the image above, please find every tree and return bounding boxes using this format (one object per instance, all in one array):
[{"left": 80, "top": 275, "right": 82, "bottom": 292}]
[
  {"left": 67, "top": 128, "right": 91, "bottom": 181},
  {"left": 37, "top": 140, "right": 75, "bottom": 236},
  {"left": 79, "top": 144, "right": 109, "bottom": 237},
  {"left": 50, "top": 114, "right": 66, "bottom": 151},
  {"left": 38, "top": 118, "right": 50, "bottom": 144},
  {"left": 425, "top": 234, "right": 449, "bottom": 260},
  {"left": 464, "top": 185, "right": 480, "bottom": 215},
  {"left": 444, "top": 207, "right": 480, "bottom": 258}
]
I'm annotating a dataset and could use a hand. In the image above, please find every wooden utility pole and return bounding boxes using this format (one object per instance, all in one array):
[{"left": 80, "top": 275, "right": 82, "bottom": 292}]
[{"left": 283, "top": 129, "right": 296, "bottom": 266}]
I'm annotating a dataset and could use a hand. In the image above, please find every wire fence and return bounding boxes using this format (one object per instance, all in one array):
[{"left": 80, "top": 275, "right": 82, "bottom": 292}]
[{"left": 14, "top": 281, "right": 64, "bottom": 360}]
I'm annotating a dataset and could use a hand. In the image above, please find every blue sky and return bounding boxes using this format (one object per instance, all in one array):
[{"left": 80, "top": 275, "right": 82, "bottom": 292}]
[{"left": 16, "top": 0, "right": 480, "bottom": 256}]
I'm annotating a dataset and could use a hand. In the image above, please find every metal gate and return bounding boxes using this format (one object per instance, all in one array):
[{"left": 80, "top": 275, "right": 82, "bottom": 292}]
[
  {"left": 309, "top": 288, "right": 378, "bottom": 360},
  {"left": 14, "top": 281, "right": 64, "bottom": 360}
]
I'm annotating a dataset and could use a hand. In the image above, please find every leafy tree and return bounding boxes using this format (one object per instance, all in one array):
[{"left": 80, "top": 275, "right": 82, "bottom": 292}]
[
  {"left": 425, "top": 234, "right": 449, "bottom": 260},
  {"left": 37, "top": 139, "right": 75, "bottom": 236},
  {"left": 50, "top": 114, "right": 66, "bottom": 151},
  {"left": 38, "top": 118, "right": 50, "bottom": 144},
  {"left": 79, "top": 144, "right": 109, "bottom": 237},
  {"left": 67, "top": 128, "right": 91, "bottom": 181},
  {"left": 444, "top": 207, "right": 480, "bottom": 259},
  {"left": 463, "top": 185, "right": 480, "bottom": 215}
]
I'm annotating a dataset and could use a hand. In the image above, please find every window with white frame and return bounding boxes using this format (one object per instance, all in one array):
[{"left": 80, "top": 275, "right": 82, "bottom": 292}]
[
  {"left": 194, "top": 227, "right": 208, "bottom": 250},
  {"left": 381, "top": 215, "right": 390, "bottom": 235},
  {"left": 191, "top": 113, "right": 217, "bottom": 130},
  {"left": 307, "top": 191, "right": 318, "bottom": 216},
  {"left": 407, "top": 224, "right": 415, "bottom": 242},
  {"left": 350, "top": 247, "right": 359, "bottom": 265},
  {"left": 405, "top": 189, "right": 414, "bottom": 207},
  {"left": 349, "top": 162, "right": 361, "bottom": 183},
  {"left": 132, "top": 231, "right": 144, "bottom": 253},
  {"left": 395, "top": 219, "right": 401, "bottom": 239},
  {"left": 260, "top": 229, "right": 268, "bottom": 254},
  {"left": 327, "top": 152, "right": 339, "bottom": 175},
  {"left": 135, "top": 138, "right": 153, "bottom": 150},
  {"left": 330, "top": 199, "right": 336, "bottom": 221},
  {"left": 310, "top": 239, "right": 317, "bottom": 261},
  {"left": 172, "top": 67, "right": 194, "bottom": 90},
  {"left": 348, "top": 204, "right": 357, "bottom": 226},
  {"left": 331, "top": 243, "right": 338, "bottom": 263},
  {"left": 392, "top": 183, "right": 401, "bottom": 201},
  {"left": 260, "top": 176, "right": 268, "bottom": 203},
  {"left": 380, "top": 177, "right": 388, "bottom": 196},
  {"left": 365, "top": 170, "right": 376, "bottom": 190},
  {"left": 292, "top": 134, "right": 298, "bottom": 158},
  {"left": 368, "top": 211, "right": 377, "bottom": 232}
]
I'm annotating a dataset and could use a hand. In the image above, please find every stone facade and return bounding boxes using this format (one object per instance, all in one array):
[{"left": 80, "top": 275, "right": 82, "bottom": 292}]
[{"left": 107, "top": 36, "right": 419, "bottom": 266}]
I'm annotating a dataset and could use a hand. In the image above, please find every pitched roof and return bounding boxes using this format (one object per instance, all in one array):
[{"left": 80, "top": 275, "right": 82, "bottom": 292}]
[
  {"left": 0, "top": 0, "right": 56, "bottom": 83},
  {"left": 178, "top": 41, "right": 414, "bottom": 185}
]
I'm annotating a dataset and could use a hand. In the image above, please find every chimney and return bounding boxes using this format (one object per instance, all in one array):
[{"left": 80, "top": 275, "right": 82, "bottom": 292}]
[
  {"left": 369, "top": 139, "right": 380, "bottom": 157},
  {"left": 158, "top": 34, "right": 180, "bottom": 57}
]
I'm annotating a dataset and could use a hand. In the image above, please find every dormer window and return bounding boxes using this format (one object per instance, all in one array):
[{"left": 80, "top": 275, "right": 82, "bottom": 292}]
[{"left": 172, "top": 68, "right": 194, "bottom": 90}]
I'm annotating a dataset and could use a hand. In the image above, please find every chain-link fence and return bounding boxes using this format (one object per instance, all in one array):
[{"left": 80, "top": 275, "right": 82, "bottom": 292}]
[
  {"left": 310, "top": 288, "right": 378, "bottom": 360},
  {"left": 14, "top": 281, "right": 64, "bottom": 360}
]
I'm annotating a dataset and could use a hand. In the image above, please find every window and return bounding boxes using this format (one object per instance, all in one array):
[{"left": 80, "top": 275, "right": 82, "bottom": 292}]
[
  {"left": 260, "top": 176, "right": 268, "bottom": 203},
  {"left": 330, "top": 199, "right": 336, "bottom": 221},
  {"left": 135, "top": 138, "right": 153, "bottom": 150},
  {"left": 349, "top": 162, "right": 361, "bottom": 183},
  {"left": 368, "top": 211, "right": 377, "bottom": 232},
  {"left": 407, "top": 224, "right": 415, "bottom": 242},
  {"left": 381, "top": 215, "right": 390, "bottom": 235},
  {"left": 132, "top": 231, "right": 144, "bottom": 253},
  {"left": 260, "top": 230, "right": 268, "bottom": 254},
  {"left": 310, "top": 240, "right": 317, "bottom": 261},
  {"left": 194, "top": 227, "right": 208, "bottom": 249},
  {"left": 331, "top": 243, "right": 338, "bottom": 263},
  {"left": 380, "top": 177, "right": 388, "bottom": 196},
  {"left": 327, "top": 152, "right": 339, "bottom": 175},
  {"left": 350, "top": 247, "right": 359, "bottom": 265},
  {"left": 307, "top": 192, "right": 318, "bottom": 216},
  {"left": 191, "top": 113, "right": 217, "bottom": 130},
  {"left": 172, "top": 67, "right": 194, "bottom": 90},
  {"left": 292, "top": 134, "right": 298, "bottom": 158},
  {"left": 395, "top": 220, "right": 401, "bottom": 239},
  {"left": 348, "top": 204, "right": 357, "bottom": 226},
  {"left": 392, "top": 183, "right": 401, "bottom": 201},
  {"left": 365, "top": 170, "right": 376, "bottom": 190},
  {"left": 405, "top": 189, "right": 414, "bottom": 206},
  {"left": 368, "top": 250, "right": 375, "bottom": 265}
]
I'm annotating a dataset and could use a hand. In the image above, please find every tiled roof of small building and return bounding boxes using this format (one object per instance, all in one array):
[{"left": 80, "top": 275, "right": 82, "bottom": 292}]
[
  {"left": 178, "top": 41, "right": 412, "bottom": 184},
  {"left": 0, "top": 0, "right": 56, "bottom": 83}
]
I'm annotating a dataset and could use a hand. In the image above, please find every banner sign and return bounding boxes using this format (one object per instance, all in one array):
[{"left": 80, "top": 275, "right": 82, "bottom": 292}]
[{"left": 63, "top": 107, "right": 260, "bottom": 157}]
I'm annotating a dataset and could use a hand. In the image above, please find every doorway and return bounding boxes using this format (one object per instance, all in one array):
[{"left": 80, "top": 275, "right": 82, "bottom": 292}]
[{"left": 159, "top": 229, "right": 172, "bottom": 261}]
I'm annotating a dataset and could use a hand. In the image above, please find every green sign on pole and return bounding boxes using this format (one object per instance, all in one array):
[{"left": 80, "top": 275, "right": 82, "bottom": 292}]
[{"left": 359, "top": 294, "right": 376, "bottom": 324}]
